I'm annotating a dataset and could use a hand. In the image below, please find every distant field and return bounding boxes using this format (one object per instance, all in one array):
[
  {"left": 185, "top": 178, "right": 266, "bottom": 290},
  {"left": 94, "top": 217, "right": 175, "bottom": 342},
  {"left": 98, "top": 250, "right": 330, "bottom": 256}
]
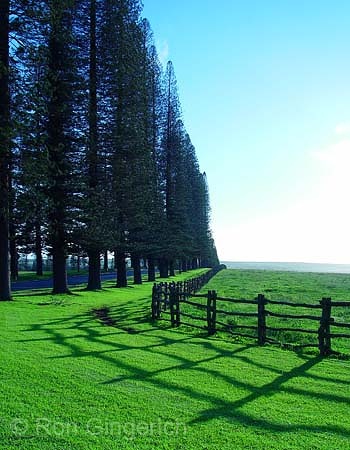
[
  {"left": 1, "top": 268, "right": 350, "bottom": 449},
  {"left": 222, "top": 261, "right": 350, "bottom": 273}
]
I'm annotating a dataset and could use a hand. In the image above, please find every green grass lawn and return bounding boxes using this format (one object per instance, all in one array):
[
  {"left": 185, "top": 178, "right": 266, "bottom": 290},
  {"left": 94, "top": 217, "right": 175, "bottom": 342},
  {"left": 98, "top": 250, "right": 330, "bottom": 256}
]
[
  {"left": 15, "top": 271, "right": 54, "bottom": 282},
  {"left": 188, "top": 269, "right": 350, "bottom": 354},
  {"left": 16, "top": 270, "right": 90, "bottom": 282},
  {"left": 1, "top": 268, "right": 350, "bottom": 449}
]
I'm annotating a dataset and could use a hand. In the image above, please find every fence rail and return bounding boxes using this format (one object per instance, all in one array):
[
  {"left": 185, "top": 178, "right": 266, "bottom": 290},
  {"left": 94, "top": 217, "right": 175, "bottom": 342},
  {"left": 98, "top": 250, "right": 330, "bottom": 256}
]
[{"left": 151, "top": 281, "right": 350, "bottom": 356}]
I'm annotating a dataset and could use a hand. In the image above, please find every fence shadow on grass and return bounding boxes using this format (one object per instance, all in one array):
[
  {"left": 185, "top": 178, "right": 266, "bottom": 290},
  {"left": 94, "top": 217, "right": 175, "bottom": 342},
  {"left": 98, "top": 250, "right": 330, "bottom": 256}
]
[{"left": 19, "top": 305, "right": 350, "bottom": 440}]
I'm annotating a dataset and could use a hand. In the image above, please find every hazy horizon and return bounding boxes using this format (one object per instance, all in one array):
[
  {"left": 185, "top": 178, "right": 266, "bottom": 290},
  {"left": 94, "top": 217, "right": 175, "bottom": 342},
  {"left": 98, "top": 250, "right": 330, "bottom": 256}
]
[
  {"left": 221, "top": 260, "right": 350, "bottom": 274},
  {"left": 222, "top": 259, "right": 350, "bottom": 265}
]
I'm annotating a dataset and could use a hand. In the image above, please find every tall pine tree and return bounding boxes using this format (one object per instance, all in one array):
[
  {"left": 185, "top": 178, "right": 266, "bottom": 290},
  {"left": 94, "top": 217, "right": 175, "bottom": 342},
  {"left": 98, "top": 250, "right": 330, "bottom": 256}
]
[
  {"left": 0, "top": 0, "right": 11, "bottom": 300},
  {"left": 46, "top": 0, "right": 77, "bottom": 293}
]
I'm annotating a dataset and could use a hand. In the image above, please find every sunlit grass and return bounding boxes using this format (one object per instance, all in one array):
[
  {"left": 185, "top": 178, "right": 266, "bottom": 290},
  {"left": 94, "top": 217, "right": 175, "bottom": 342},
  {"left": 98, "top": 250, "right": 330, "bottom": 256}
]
[
  {"left": 199, "top": 270, "right": 350, "bottom": 353},
  {"left": 1, "top": 268, "right": 350, "bottom": 449}
]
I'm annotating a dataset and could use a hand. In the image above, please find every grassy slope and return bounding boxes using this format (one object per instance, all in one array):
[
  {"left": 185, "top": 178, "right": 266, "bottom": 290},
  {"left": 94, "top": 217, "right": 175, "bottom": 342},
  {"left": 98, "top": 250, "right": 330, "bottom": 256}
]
[
  {"left": 0, "top": 269, "right": 349, "bottom": 449},
  {"left": 201, "top": 269, "right": 350, "bottom": 353}
]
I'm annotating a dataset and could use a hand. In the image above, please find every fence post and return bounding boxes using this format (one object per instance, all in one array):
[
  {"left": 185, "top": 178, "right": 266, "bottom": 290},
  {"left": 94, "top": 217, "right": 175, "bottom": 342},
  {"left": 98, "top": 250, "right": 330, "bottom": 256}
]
[
  {"left": 157, "top": 285, "right": 162, "bottom": 319},
  {"left": 169, "top": 284, "right": 179, "bottom": 327},
  {"left": 166, "top": 283, "right": 171, "bottom": 310},
  {"left": 211, "top": 290, "right": 217, "bottom": 335},
  {"left": 175, "top": 285, "right": 181, "bottom": 327},
  {"left": 207, "top": 290, "right": 217, "bottom": 335},
  {"left": 207, "top": 291, "right": 212, "bottom": 334},
  {"left": 257, "top": 294, "right": 267, "bottom": 345},
  {"left": 319, "top": 297, "right": 332, "bottom": 356},
  {"left": 151, "top": 284, "right": 157, "bottom": 320}
]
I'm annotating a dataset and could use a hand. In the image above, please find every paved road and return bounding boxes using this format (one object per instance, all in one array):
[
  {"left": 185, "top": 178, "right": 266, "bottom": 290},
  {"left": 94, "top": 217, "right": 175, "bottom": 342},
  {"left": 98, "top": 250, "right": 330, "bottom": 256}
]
[{"left": 11, "top": 269, "right": 148, "bottom": 291}]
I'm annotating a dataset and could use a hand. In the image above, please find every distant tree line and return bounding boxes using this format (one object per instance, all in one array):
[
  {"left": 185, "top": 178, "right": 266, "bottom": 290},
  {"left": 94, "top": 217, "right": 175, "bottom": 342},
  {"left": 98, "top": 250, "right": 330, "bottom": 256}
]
[{"left": 0, "top": 0, "right": 219, "bottom": 299}]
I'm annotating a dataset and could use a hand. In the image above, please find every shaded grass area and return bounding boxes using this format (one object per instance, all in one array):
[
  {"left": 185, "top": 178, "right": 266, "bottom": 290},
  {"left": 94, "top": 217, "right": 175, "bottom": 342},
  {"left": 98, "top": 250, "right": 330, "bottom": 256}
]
[{"left": 1, "top": 268, "right": 350, "bottom": 449}]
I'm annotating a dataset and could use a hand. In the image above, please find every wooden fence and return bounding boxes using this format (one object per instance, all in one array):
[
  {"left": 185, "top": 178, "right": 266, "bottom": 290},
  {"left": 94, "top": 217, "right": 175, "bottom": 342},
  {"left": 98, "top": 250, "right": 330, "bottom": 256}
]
[
  {"left": 151, "top": 284, "right": 350, "bottom": 356},
  {"left": 151, "top": 265, "right": 226, "bottom": 323}
]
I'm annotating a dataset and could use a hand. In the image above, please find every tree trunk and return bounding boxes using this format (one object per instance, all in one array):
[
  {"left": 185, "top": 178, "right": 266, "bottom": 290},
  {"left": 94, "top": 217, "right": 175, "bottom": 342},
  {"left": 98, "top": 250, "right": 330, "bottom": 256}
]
[
  {"left": 50, "top": 218, "right": 68, "bottom": 294},
  {"left": 116, "top": 251, "right": 127, "bottom": 287},
  {"left": 87, "top": 249, "right": 101, "bottom": 290},
  {"left": 35, "top": 221, "right": 43, "bottom": 276},
  {"left": 0, "top": 0, "right": 11, "bottom": 300},
  {"left": 131, "top": 253, "right": 142, "bottom": 285},
  {"left": 181, "top": 259, "right": 187, "bottom": 272},
  {"left": 169, "top": 260, "right": 175, "bottom": 277},
  {"left": 192, "top": 257, "right": 198, "bottom": 270},
  {"left": 52, "top": 248, "right": 68, "bottom": 294},
  {"left": 9, "top": 223, "right": 18, "bottom": 281},
  {"left": 159, "top": 258, "right": 169, "bottom": 278},
  {"left": 147, "top": 256, "right": 155, "bottom": 282}
]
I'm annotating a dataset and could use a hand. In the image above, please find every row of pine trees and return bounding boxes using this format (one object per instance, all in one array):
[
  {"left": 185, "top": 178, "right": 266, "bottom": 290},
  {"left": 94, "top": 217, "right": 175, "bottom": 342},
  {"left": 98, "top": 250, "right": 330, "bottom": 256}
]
[{"left": 0, "top": 0, "right": 219, "bottom": 300}]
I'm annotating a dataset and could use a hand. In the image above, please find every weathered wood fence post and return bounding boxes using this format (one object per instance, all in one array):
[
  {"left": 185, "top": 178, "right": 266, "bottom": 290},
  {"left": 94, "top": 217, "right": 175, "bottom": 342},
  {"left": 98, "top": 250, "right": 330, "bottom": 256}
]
[
  {"left": 175, "top": 284, "right": 181, "bottom": 327},
  {"left": 151, "top": 283, "right": 162, "bottom": 320},
  {"left": 207, "top": 290, "right": 217, "bottom": 335},
  {"left": 169, "top": 284, "right": 181, "bottom": 327},
  {"left": 257, "top": 294, "right": 267, "bottom": 345},
  {"left": 319, "top": 297, "right": 332, "bottom": 356},
  {"left": 169, "top": 285, "right": 176, "bottom": 326},
  {"left": 152, "top": 283, "right": 164, "bottom": 320},
  {"left": 151, "top": 284, "right": 157, "bottom": 320},
  {"left": 211, "top": 290, "right": 217, "bottom": 335},
  {"left": 164, "top": 283, "right": 169, "bottom": 310}
]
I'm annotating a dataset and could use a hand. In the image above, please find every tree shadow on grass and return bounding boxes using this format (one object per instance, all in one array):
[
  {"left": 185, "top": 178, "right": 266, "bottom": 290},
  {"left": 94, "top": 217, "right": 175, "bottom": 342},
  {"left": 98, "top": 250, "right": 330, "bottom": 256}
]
[{"left": 19, "top": 305, "right": 350, "bottom": 440}]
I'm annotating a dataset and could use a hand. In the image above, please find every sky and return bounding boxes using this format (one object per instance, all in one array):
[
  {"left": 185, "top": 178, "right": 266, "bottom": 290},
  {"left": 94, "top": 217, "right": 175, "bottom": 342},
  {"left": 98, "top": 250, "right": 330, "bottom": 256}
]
[{"left": 143, "top": 0, "right": 350, "bottom": 264}]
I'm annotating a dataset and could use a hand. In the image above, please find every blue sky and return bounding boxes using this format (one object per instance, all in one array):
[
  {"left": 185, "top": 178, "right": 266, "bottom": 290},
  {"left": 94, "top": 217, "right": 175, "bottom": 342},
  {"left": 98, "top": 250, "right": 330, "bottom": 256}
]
[{"left": 143, "top": 0, "right": 350, "bottom": 263}]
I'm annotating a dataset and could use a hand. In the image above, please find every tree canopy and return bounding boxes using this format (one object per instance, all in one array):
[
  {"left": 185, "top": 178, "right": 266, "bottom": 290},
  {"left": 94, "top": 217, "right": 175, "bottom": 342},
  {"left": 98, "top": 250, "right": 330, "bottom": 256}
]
[{"left": 0, "top": 0, "right": 219, "bottom": 299}]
